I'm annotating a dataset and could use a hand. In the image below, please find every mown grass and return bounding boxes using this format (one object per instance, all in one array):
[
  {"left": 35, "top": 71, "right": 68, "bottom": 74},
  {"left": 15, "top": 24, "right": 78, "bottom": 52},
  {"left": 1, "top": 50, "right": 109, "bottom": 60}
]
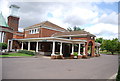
[{"left": 0, "top": 53, "right": 34, "bottom": 57}]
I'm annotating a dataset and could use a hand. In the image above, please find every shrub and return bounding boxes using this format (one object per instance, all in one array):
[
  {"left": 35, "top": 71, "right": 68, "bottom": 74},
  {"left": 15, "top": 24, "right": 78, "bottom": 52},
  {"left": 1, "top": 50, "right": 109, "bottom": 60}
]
[
  {"left": 74, "top": 52, "right": 78, "bottom": 56},
  {"left": 0, "top": 43, "right": 7, "bottom": 49},
  {"left": 18, "top": 50, "right": 36, "bottom": 55},
  {"left": 116, "top": 65, "right": 120, "bottom": 81}
]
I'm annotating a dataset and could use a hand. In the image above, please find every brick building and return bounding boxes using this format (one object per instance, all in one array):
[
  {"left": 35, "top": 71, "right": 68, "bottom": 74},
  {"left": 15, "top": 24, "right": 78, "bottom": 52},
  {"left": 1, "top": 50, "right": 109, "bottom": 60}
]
[{"left": 2, "top": 5, "right": 100, "bottom": 59}]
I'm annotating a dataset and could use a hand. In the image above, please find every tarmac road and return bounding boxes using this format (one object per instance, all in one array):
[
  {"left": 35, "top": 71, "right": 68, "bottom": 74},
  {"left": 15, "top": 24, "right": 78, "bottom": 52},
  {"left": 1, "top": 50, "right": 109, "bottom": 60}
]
[{"left": 1, "top": 54, "right": 118, "bottom": 79}]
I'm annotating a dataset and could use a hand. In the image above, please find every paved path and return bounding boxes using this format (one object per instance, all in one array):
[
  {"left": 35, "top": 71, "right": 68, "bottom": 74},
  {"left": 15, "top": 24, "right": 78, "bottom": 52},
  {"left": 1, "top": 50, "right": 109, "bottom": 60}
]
[{"left": 1, "top": 54, "right": 118, "bottom": 79}]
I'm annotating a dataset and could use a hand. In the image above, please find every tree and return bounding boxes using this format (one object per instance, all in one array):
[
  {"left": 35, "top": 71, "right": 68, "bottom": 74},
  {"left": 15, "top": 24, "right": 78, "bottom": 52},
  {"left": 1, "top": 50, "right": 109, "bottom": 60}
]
[
  {"left": 95, "top": 38, "right": 105, "bottom": 51},
  {"left": 95, "top": 38, "right": 104, "bottom": 44},
  {"left": 67, "top": 26, "right": 84, "bottom": 31},
  {"left": 102, "top": 38, "right": 119, "bottom": 54}
]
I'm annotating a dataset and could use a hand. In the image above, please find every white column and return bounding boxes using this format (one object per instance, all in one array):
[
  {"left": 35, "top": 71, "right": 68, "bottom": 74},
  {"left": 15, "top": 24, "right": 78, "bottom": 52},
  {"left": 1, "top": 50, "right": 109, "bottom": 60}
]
[
  {"left": 83, "top": 43, "right": 86, "bottom": 55},
  {"left": 78, "top": 43, "right": 82, "bottom": 56},
  {"left": 97, "top": 46, "right": 99, "bottom": 54},
  {"left": 21, "top": 42, "right": 24, "bottom": 50},
  {"left": 98, "top": 47, "right": 99, "bottom": 54},
  {"left": 60, "top": 42, "right": 63, "bottom": 55},
  {"left": 10, "top": 40, "right": 13, "bottom": 51},
  {"left": 51, "top": 41, "right": 55, "bottom": 55},
  {"left": 71, "top": 43, "right": 74, "bottom": 55},
  {"left": 36, "top": 41, "right": 38, "bottom": 52},
  {"left": 7, "top": 40, "right": 10, "bottom": 51},
  {"left": 28, "top": 41, "right": 30, "bottom": 51},
  {"left": 1, "top": 32, "right": 4, "bottom": 43}
]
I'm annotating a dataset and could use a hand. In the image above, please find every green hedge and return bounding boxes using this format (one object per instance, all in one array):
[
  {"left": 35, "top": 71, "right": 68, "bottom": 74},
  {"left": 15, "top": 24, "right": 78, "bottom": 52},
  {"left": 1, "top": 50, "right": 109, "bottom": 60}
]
[
  {"left": 74, "top": 52, "right": 78, "bottom": 56},
  {"left": 0, "top": 43, "right": 7, "bottom": 49},
  {"left": 18, "top": 50, "right": 36, "bottom": 55},
  {"left": 116, "top": 65, "right": 120, "bottom": 81}
]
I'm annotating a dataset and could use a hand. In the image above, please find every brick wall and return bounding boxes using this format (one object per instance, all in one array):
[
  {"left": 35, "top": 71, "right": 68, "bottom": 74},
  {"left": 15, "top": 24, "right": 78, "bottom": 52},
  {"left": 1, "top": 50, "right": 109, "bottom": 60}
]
[
  {"left": 8, "top": 16, "right": 19, "bottom": 31},
  {"left": 13, "top": 32, "right": 24, "bottom": 39},
  {"left": 5, "top": 32, "right": 13, "bottom": 44},
  {"left": 40, "top": 28, "right": 60, "bottom": 37},
  {"left": 24, "top": 28, "right": 61, "bottom": 38},
  {"left": 24, "top": 29, "right": 40, "bottom": 38}
]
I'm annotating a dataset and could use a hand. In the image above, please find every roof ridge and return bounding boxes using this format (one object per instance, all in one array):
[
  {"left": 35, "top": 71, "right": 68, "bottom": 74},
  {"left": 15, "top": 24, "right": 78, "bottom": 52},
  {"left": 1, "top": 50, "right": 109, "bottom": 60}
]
[
  {"left": 25, "top": 21, "right": 67, "bottom": 31},
  {"left": 43, "top": 21, "right": 66, "bottom": 30}
]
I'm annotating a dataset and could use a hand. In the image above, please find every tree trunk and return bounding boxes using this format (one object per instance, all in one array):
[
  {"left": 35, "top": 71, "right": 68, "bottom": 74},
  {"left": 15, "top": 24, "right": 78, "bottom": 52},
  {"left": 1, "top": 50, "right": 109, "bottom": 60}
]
[{"left": 111, "top": 52, "right": 114, "bottom": 55}]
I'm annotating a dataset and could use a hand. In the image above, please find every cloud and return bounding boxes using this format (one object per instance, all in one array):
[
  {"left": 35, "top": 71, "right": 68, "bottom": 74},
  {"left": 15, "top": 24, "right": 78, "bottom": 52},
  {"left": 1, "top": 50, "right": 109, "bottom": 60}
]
[
  {"left": 85, "top": 23, "right": 118, "bottom": 39},
  {"left": 18, "top": 27, "right": 23, "bottom": 32},
  {"left": 0, "top": 1, "right": 118, "bottom": 39},
  {"left": 0, "top": 0, "right": 9, "bottom": 22},
  {"left": 98, "top": 12, "right": 118, "bottom": 25}
]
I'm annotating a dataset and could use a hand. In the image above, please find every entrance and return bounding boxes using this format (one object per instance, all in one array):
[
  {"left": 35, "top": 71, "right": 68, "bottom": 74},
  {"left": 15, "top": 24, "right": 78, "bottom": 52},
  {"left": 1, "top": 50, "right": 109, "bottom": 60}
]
[
  {"left": 62, "top": 43, "right": 71, "bottom": 57},
  {"left": 88, "top": 41, "right": 93, "bottom": 56}
]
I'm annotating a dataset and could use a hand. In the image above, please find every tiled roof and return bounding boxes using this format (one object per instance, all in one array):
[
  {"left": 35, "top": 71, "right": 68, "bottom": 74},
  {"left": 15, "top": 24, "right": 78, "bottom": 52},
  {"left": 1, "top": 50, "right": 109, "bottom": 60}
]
[
  {"left": 24, "top": 21, "right": 67, "bottom": 31},
  {"left": 0, "top": 12, "right": 9, "bottom": 27},
  {"left": 52, "top": 30, "right": 96, "bottom": 37}
]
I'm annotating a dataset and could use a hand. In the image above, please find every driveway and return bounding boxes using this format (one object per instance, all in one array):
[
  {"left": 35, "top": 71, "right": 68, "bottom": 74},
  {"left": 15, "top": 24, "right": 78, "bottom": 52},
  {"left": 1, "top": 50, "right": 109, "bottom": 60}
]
[{"left": 1, "top": 54, "right": 118, "bottom": 79}]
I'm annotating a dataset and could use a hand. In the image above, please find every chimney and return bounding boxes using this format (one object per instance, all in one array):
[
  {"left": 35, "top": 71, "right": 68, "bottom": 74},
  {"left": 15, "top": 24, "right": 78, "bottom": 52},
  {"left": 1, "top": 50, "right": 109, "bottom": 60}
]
[{"left": 8, "top": 5, "right": 20, "bottom": 31}]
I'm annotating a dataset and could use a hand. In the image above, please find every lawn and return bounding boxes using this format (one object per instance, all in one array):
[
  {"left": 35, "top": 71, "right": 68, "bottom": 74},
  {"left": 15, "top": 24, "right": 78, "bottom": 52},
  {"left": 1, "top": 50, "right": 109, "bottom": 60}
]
[{"left": 0, "top": 53, "right": 34, "bottom": 57}]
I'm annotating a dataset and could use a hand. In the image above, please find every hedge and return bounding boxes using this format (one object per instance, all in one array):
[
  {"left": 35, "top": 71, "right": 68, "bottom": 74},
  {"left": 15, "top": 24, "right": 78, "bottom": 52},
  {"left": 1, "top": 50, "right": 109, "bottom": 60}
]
[
  {"left": 116, "top": 65, "right": 120, "bottom": 81},
  {"left": 0, "top": 43, "right": 7, "bottom": 49},
  {"left": 18, "top": 50, "right": 36, "bottom": 55},
  {"left": 74, "top": 52, "right": 78, "bottom": 56}
]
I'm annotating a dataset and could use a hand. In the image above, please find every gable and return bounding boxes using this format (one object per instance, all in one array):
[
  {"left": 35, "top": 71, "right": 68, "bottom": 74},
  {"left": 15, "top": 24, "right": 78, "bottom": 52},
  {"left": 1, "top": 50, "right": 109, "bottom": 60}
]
[{"left": 24, "top": 21, "right": 67, "bottom": 32}]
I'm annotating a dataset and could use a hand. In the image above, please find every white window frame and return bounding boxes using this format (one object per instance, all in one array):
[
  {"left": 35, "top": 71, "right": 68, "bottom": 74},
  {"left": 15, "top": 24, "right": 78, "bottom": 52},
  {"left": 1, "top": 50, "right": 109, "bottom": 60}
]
[{"left": 29, "top": 28, "right": 39, "bottom": 34}]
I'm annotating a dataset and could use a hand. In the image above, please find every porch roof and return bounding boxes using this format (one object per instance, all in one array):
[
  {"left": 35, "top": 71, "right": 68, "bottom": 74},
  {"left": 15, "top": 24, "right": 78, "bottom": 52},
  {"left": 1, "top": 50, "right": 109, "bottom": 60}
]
[
  {"left": 12, "top": 37, "right": 87, "bottom": 44},
  {"left": 52, "top": 30, "right": 96, "bottom": 37},
  {"left": 95, "top": 42, "right": 101, "bottom": 46}
]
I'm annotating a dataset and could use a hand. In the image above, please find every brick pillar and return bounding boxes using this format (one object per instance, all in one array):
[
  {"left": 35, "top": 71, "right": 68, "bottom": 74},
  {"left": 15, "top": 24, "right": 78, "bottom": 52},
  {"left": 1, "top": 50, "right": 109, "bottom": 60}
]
[
  {"left": 91, "top": 41, "right": 95, "bottom": 57},
  {"left": 85, "top": 42, "right": 88, "bottom": 56}
]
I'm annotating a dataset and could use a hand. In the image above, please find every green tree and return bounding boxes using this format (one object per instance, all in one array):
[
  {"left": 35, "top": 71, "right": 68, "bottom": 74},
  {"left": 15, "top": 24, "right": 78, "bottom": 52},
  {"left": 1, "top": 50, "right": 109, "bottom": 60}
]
[
  {"left": 0, "top": 43, "right": 7, "bottom": 50},
  {"left": 95, "top": 38, "right": 105, "bottom": 51},
  {"left": 102, "top": 38, "right": 119, "bottom": 54},
  {"left": 95, "top": 38, "right": 104, "bottom": 43},
  {"left": 67, "top": 26, "right": 84, "bottom": 31}
]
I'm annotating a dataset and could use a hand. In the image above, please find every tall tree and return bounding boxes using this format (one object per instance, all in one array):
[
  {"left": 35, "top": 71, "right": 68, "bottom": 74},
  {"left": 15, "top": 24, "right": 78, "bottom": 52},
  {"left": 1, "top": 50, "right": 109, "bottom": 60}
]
[
  {"left": 95, "top": 38, "right": 104, "bottom": 44},
  {"left": 102, "top": 38, "right": 119, "bottom": 54},
  {"left": 67, "top": 26, "right": 84, "bottom": 31}
]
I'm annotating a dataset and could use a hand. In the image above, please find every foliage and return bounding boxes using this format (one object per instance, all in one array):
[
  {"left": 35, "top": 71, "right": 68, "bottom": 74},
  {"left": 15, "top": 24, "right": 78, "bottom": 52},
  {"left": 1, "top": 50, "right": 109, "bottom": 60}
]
[
  {"left": 116, "top": 65, "right": 120, "bottom": 81},
  {"left": 0, "top": 43, "right": 7, "bottom": 49},
  {"left": 18, "top": 50, "right": 36, "bottom": 55},
  {"left": 67, "top": 26, "right": 84, "bottom": 31},
  {"left": 103, "top": 38, "right": 119, "bottom": 54},
  {"left": 95, "top": 38, "right": 104, "bottom": 43},
  {"left": 118, "top": 42, "right": 120, "bottom": 53},
  {"left": 74, "top": 52, "right": 78, "bottom": 56},
  {"left": 96, "top": 38, "right": 119, "bottom": 54}
]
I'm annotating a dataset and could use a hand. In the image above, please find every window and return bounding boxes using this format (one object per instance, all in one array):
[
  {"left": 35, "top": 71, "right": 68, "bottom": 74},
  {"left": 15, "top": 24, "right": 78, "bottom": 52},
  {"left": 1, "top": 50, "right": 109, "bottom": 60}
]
[{"left": 29, "top": 28, "right": 39, "bottom": 34}]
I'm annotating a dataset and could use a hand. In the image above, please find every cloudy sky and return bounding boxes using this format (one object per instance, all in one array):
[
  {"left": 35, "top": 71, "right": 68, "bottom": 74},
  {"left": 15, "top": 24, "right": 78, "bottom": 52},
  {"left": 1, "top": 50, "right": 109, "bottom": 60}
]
[{"left": 0, "top": 0, "right": 119, "bottom": 40}]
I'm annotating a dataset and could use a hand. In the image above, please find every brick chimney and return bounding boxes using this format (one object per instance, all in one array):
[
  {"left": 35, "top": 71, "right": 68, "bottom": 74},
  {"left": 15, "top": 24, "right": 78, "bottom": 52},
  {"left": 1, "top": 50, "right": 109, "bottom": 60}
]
[{"left": 8, "top": 5, "right": 20, "bottom": 31}]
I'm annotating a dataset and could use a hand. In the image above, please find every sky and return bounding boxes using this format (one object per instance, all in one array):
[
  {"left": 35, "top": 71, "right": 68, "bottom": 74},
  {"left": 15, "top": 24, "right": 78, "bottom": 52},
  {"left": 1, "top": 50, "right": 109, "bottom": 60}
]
[{"left": 0, "top": 0, "right": 119, "bottom": 40}]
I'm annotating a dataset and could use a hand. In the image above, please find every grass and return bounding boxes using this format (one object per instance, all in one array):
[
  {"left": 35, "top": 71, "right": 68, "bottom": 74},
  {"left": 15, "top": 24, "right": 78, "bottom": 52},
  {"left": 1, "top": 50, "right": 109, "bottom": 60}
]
[{"left": 0, "top": 53, "right": 34, "bottom": 57}]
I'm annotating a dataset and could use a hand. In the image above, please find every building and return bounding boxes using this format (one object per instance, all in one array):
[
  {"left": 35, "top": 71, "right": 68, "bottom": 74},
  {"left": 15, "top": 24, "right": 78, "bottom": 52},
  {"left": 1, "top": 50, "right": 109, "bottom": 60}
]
[{"left": 2, "top": 5, "right": 100, "bottom": 58}]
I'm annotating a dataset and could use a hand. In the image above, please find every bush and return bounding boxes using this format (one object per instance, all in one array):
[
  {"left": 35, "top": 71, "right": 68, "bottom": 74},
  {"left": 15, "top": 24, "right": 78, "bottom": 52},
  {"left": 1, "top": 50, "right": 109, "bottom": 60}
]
[
  {"left": 74, "top": 52, "right": 78, "bottom": 56},
  {"left": 116, "top": 65, "right": 120, "bottom": 81},
  {"left": 0, "top": 43, "right": 7, "bottom": 49},
  {"left": 18, "top": 50, "right": 36, "bottom": 55}
]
